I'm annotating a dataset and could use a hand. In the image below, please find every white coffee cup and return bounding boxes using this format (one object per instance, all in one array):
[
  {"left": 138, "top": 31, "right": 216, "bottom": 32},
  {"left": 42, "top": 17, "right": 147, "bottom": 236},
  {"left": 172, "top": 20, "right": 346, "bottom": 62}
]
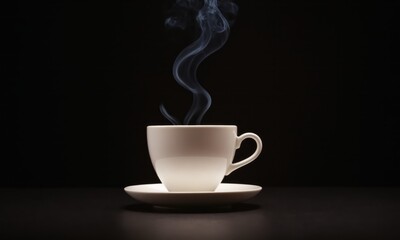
[{"left": 147, "top": 125, "right": 262, "bottom": 192}]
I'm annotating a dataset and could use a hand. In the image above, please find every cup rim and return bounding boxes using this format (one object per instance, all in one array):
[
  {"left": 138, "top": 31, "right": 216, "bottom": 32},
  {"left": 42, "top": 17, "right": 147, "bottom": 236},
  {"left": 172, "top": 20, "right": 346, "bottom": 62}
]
[{"left": 147, "top": 125, "right": 237, "bottom": 128}]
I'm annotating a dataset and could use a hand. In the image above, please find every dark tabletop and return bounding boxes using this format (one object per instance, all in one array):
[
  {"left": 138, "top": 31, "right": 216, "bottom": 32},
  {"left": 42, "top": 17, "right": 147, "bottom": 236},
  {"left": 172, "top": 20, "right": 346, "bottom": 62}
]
[{"left": 1, "top": 187, "right": 400, "bottom": 240}]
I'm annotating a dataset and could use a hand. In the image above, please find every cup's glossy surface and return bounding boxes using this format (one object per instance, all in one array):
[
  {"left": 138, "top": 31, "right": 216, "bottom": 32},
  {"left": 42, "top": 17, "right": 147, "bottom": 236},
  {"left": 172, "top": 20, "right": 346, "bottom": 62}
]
[{"left": 147, "top": 125, "right": 262, "bottom": 192}]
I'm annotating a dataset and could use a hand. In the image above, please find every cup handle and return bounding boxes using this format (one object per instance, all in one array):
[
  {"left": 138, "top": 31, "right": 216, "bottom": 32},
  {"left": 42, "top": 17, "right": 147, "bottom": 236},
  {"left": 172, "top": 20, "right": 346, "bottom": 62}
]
[{"left": 226, "top": 133, "right": 263, "bottom": 175}]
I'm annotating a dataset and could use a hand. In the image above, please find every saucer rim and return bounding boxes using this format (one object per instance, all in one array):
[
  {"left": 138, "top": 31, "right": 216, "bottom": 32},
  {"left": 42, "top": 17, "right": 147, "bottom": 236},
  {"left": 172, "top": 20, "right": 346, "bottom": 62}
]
[{"left": 124, "top": 183, "right": 262, "bottom": 194}]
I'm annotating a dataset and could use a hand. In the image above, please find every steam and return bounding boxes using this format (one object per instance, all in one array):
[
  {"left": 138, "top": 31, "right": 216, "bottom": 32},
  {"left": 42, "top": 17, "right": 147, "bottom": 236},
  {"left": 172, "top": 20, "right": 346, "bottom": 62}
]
[{"left": 161, "top": 0, "right": 238, "bottom": 125}]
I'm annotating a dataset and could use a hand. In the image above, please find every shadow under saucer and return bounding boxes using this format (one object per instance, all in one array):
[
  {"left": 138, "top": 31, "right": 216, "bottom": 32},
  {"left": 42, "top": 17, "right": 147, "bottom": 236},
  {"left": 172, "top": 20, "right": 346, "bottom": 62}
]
[{"left": 121, "top": 202, "right": 260, "bottom": 213}]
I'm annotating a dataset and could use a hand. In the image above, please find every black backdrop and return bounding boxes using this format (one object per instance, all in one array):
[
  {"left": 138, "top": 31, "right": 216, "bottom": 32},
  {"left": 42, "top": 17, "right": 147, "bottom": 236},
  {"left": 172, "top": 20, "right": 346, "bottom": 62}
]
[{"left": 1, "top": 0, "right": 399, "bottom": 187}]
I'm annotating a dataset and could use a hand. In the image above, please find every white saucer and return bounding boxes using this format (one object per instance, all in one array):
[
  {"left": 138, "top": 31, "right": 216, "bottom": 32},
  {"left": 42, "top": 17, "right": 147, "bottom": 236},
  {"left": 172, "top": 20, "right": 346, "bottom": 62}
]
[{"left": 124, "top": 183, "right": 262, "bottom": 207}]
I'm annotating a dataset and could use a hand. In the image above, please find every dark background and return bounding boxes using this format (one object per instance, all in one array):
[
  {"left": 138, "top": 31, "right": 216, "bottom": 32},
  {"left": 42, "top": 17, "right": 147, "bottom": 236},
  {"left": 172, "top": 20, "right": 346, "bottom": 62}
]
[{"left": 1, "top": 0, "right": 399, "bottom": 187}]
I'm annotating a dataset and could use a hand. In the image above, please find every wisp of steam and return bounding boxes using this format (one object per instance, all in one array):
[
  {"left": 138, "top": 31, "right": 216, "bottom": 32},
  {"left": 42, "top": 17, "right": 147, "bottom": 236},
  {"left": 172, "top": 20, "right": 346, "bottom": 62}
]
[{"left": 160, "top": 0, "right": 238, "bottom": 125}]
